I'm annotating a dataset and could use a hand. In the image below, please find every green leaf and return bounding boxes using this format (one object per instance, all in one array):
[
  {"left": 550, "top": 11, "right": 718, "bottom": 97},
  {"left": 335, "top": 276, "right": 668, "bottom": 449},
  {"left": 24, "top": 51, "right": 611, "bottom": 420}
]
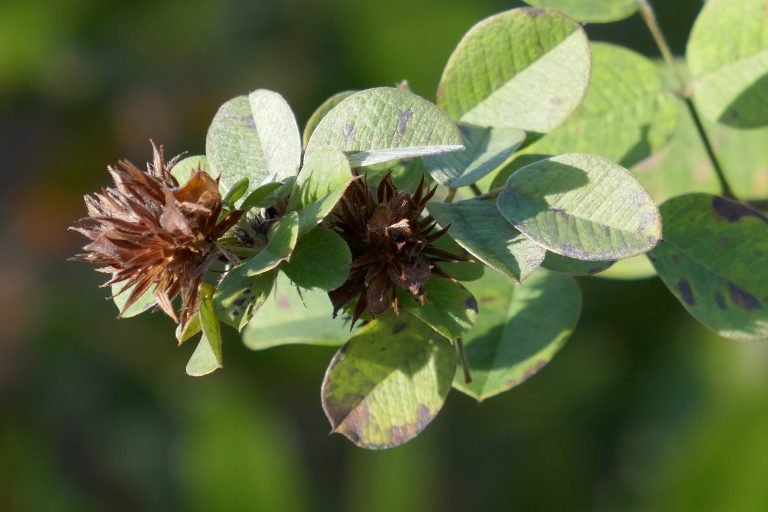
[
  {"left": 428, "top": 199, "right": 545, "bottom": 282},
  {"left": 487, "top": 43, "right": 680, "bottom": 188},
  {"left": 541, "top": 252, "right": 614, "bottom": 276},
  {"left": 497, "top": 154, "right": 662, "bottom": 261},
  {"left": 431, "top": 234, "right": 485, "bottom": 282},
  {"left": 649, "top": 194, "right": 768, "bottom": 340},
  {"left": 454, "top": 268, "right": 581, "bottom": 401},
  {"left": 422, "top": 124, "right": 525, "bottom": 187},
  {"left": 304, "top": 87, "right": 464, "bottom": 167},
  {"left": 399, "top": 278, "right": 478, "bottom": 341},
  {"left": 222, "top": 177, "right": 249, "bottom": 206},
  {"left": 596, "top": 255, "right": 656, "bottom": 281},
  {"left": 240, "top": 181, "right": 284, "bottom": 211},
  {"left": 321, "top": 311, "right": 456, "bottom": 449},
  {"left": 186, "top": 293, "right": 223, "bottom": 377},
  {"left": 176, "top": 313, "right": 201, "bottom": 345},
  {"left": 523, "top": 0, "right": 638, "bottom": 23},
  {"left": 242, "top": 273, "right": 352, "bottom": 349},
  {"left": 244, "top": 211, "right": 299, "bottom": 276},
  {"left": 170, "top": 155, "right": 210, "bottom": 185},
  {"left": 213, "top": 265, "right": 277, "bottom": 331},
  {"left": 288, "top": 145, "right": 352, "bottom": 236},
  {"left": 687, "top": 0, "right": 768, "bottom": 128},
  {"left": 282, "top": 227, "right": 351, "bottom": 291},
  {"left": 303, "top": 90, "right": 356, "bottom": 147},
  {"left": 437, "top": 7, "right": 590, "bottom": 133},
  {"left": 111, "top": 282, "right": 156, "bottom": 318},
  {"left": 206, "top": 89, "right": 302, "bottom": 194}
]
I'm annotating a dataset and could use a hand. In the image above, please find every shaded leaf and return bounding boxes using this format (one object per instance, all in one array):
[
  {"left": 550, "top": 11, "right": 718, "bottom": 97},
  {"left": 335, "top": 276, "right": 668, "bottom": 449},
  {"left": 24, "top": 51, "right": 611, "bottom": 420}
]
[
  {"left": 282, "top": 227, "right": 352, "bottom": 291},
  {"left": 304, "top": 87, "right": 464, "bottom": 166},
  {"left": 431, "top": 234, "right": 485, "bottom": 282},
  {"left": 428, "top": 199, "right": 545, "bottom": 281},
  {"left": 498, "top": 154, "right": 662, "bottom": 261},
  {"left": 650, "top": 194, "right": 768, "bottom": 340},
  {"left": 422, "top": 124, "right": 525, "bottom": 187},
  {"left": 687, "top": 0, "right": 768, "bottom": 128},
  {"left": 596, "top": 255, "right": 656, "bottom": 281},
  {"left": 170, "top": 155, "right": 210, "bottom": 185},
  {"left": 321, "top": 311, "right": 456, "bottom": 449},
  {"left": 242, "top": 273, "right": 353, "bottom": 349},
  {"left": 399, "top": 278, "right": 478, "bottom": 341},
  {"left": 437, "top": 7, "right": 590, "bottom": 133},
  {"left": 206, "top": 90, "right": 302, "bottom": 193},
  {"left": 213, "top": 265, "right": 277, "bottom": 330},
  {"left": 240, "top": 181, "right": 284, "bottom": 211},
  {"left": 111, "top": 282, "right": 156, "bottom": 318},
  {"left": 186, "top": 292, "right": 223, "bottom": 377},
  {"left": 541, "top": 252, "right": 614, "bottom": 276},
  {"left": 454, "top": 269, "right": 581, "bottom": 401}
]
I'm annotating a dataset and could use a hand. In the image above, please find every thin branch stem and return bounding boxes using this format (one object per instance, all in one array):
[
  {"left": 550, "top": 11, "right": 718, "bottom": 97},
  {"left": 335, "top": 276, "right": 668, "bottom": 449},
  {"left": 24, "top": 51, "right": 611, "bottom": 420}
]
[
  {"left": 469, "top": 183, "right": 483, "bottom": 197},
  {"left": 444, "top": 187, "right": 457, "bottom": 203},
  {"left": 456, "top": 337, "right": 472, "bottom": 384},
  {"left": 637, "top": 0, "right": 736, "bottom": 199}
]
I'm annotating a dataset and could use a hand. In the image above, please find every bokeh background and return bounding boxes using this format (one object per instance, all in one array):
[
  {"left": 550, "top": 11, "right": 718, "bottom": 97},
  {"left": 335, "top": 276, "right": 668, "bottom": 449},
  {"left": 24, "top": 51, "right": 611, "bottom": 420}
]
[{"left": 3, "top": 0, "right": 768, "bottom": 510}]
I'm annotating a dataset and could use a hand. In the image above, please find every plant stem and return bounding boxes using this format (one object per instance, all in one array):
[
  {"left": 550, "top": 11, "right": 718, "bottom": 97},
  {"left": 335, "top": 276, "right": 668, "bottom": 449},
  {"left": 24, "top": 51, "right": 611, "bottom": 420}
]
[
  {"left": 469, "top": 183, "right": 483, "bottom": 197},
  {"left": 456, "top": 337, "right": 472, "bottom": 384},
  {"left": 444, "top": 187, "right": 457, "bottom": 203},
  {"left": 637, "top": 0, "right": 736, "bottom": 199}
]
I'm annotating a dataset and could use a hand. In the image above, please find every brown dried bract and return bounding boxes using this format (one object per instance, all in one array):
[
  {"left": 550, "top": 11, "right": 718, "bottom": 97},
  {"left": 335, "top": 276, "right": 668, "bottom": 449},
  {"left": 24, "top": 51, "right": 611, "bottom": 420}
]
[
  {"left": 328, "top": 171, "right": 464, "bottom": 326},
  {"left": 70, "top": 142, "right": 242, "bottom": 325}
]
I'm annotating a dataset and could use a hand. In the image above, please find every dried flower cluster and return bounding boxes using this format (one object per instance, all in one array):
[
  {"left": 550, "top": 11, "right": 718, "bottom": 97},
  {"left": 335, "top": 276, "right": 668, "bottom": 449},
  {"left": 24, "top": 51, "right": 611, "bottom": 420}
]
[
  {"left": 328, "top": 172, "right": 464, "bottom": 326},
  {"left": 70, "top": 143, "right": 242, "bottom": 325}
]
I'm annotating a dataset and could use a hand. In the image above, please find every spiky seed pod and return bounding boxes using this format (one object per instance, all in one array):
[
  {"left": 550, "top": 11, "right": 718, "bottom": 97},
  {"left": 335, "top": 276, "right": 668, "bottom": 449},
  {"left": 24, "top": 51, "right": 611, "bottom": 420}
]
[
  {"left": 70, "top": 142, "right": 243, "bottom": 325},
  {"left": 328, "top": 171, "right": 465, "bottom": 326}
]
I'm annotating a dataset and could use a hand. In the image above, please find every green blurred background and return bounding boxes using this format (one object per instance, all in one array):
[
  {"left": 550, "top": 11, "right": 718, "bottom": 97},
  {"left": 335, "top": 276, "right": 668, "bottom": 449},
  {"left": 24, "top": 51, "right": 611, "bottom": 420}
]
[{"left": 2, "top": 0, "right": 768, "bottom": 510}]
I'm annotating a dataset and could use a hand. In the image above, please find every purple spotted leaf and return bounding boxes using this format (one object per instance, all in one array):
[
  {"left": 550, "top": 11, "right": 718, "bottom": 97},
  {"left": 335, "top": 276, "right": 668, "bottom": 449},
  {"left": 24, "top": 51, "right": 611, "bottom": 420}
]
[
  {"left": 321, "top": 311, "right": 456, "bottom": 449},
  {"left": 650, "top": 194, "right": 768, "bottom": 340}
]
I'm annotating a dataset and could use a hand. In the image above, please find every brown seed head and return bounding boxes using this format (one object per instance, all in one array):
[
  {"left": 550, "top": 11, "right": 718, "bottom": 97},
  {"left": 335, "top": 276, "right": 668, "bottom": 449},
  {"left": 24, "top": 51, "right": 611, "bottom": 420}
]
[
  {"left": 70, "top": 142, "right": 243, "bottom": 325},
  {"left": 328, "top": 171, "right": 464, "bottom": 326}
]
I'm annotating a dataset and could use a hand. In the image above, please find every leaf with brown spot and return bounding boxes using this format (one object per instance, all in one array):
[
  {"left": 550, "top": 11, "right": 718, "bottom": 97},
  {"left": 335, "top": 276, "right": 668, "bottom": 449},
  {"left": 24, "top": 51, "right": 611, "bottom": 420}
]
[
  {"left": 650, "top": 194, "right": 768, "bottom": 340},
  {"left": 321, "top": 311, "right": 455, "bottom": 449},
  {"left": 453, "top": 268, "right": 581, "bottom": 401}
]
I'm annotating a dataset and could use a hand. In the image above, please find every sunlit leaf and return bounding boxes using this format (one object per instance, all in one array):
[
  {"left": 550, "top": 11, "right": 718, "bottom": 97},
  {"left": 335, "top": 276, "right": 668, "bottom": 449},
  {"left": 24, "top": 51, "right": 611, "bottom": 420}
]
[
  {"left": 282, "top": 227, "right": 351, "bottom": 291},
  {"left": 523, "top": 0, "right": 638, "bottom": 23},
  {"left": 244, "top": 211, "right": 299, "bottom": 276}
]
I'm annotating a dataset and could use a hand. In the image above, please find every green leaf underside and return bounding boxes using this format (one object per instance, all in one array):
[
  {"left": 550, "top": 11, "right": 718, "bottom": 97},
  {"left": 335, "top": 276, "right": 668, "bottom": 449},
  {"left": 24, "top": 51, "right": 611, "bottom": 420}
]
[
  {"left": 422, "top": 124, "right": 525, "bottom": 187},
  {"left": 523, "top": 0, "right": 638, "bottom": 23},
  {"left": 650, "top": 194, "right": 768, "bottom": 341},
  {"left": 498, "top": 154, "right": 662, "bottom": 261},
  {"left": 428, "top": 199, "right": 545, "bottom": 282},
  {"left": 186, "top": 294, "right": 223, "bottom": 377},
  {"left": 304, "top": 87, "right": 464, "bottom": 167},
  {"left": 321, "top": 311, "right": 456, "bottom": 449},
  {"left": 206, "top": 89, "right": 302, "bottom": 194},
  {"left": 399, "top": 278, "right": 478, "bottom": 341},
  {"left": 454, "top": 268, "right": 581, "bottom": 401},
  {"left": 488, "top": 43, "right": 679, "bottom": 188},
  {"left": 282, "top": 227, "right": 352, "bottom": 291},
  {"left": 303, "top": 90, "right": 356, "bottom": 147},
  {"left": 541, "top": 252, "right": 614, "bottom": 276},
  {"left": 596, "top": 254, "right": 656, "bottom": 281},
  {"left": 288, "top": 145, "right": 352, "bottom": 236},
  {"left": 170, "top": 156, "right": 210, "bottom": 186},
  {"left": 213, "top": 265, "right": 277, "bottom": 331},
  {"left": 242, "top": 272, "right": 352, "bottom": 349},
  {"left": 111, "top": 282, "right": 156, "bottom": 318},
  {"left": 437, "top": 7, "right": 591, "bottom": 133},
  {"left": 687, "top": 0, "right": 768, "bottom": 128},
  {"left": 176, "top": 313, "right": 201, "bottom": 345},
  {"left": 245, "top": 211, "right": 300, "bottom": 276}
]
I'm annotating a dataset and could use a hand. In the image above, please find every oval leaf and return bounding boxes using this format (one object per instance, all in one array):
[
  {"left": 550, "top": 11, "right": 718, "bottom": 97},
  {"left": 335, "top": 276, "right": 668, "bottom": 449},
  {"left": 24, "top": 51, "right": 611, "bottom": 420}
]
[
  {"left": 541, "top": 252, "right": 614, "bottom": 276},
  {"left": 303, "top": 90, "right": 356, "bottom": 147},
  {"left": 498, "top": 154, "right": 662, "bottom": 261},
  {"left": 111, "top": 282, "right": 156, "bottom": 318},
  {"left": 213, "top": 265, "right": 277, "bottom": 331},
  {"left": 206, "top": 89, "right": 302, "bottom": 193},
  {"left": 422, "top": 124, "right": 525, "bottom": 187},
  {"left": 523, "top": 0, "right": 638, "bottom": 23},
  {"left": 437, "top": 7, "right": 590, "bottom": 133},
  {"left": 243, "top": 273, "right": 353, "bottom": 350},
  {"left": 428, "top": 199, "right": 545, "bottom": 282},
  {"left": 649, "top": 194, "right": 768, "bottom": 340},
  {"left": 244, "top": 211, "right": 299, "bottom": 276},
  {"left": 321, "top": 311, "right": 456, "bottom": 449},
  {"left": 304, "top": 87, "right": 464, "bottom": 166},
  {"left": 687, "top": 0, "right": 768, "bottom": 128},
  {"left": 186, "top": 293, "right": 223, "bottom": 377},
  {"left": 171, "top": 155, "right": 210, "bottom": 185},
  {"left": 282, "top": 227, "right": 352, "bottom": 291},
  {"left": 454, "top": 269, "right": 581, "bottom": 401},
  {"left": 399, "top": 278, "right": 478, "bottom": 341}
]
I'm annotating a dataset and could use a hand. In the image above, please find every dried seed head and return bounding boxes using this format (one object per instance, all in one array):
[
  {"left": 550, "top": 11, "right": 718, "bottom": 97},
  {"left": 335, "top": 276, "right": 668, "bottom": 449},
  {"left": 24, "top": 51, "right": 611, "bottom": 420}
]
[
  {"left": 328, "top": 171, "right": 464, "bottom": 326},
  {"left": 70, "top": 142, "right": 242, "bottom": 325}
]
